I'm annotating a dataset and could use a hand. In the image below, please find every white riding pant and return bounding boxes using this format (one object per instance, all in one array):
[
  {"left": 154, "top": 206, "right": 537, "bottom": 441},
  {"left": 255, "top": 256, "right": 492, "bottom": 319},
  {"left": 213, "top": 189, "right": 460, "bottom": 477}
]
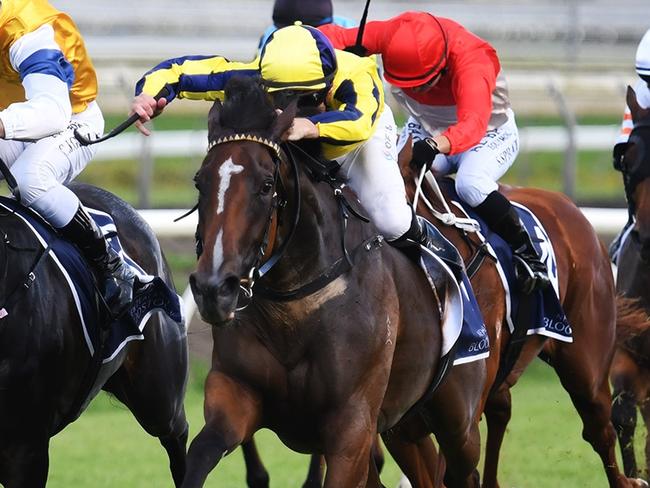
[
  {"left": 0, "top": 101, "right": 104, "bottom": 228},
  {"left": 335, "top": 104, "right": 412, "bottom": 241},
  {"left": 397, "top": 109, "right": 520, "bottom": 207}
]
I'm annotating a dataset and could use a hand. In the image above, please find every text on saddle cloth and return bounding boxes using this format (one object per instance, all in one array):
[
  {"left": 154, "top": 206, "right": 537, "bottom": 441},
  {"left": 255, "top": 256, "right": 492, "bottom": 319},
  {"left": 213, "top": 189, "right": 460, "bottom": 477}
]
[{"left": 0, "top": 197, "right": 183, "bottom": 364}]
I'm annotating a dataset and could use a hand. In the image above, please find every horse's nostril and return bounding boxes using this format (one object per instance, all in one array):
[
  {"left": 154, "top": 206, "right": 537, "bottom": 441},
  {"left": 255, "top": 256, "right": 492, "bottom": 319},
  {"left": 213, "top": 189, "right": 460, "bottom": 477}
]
[{"left": 218, "top": 276, "right": 240, "bottom": 298}]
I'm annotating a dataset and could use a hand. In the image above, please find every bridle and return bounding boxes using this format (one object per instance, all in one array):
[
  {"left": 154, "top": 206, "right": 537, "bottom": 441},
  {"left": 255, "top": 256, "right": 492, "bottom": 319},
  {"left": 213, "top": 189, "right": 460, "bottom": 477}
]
[
  {"left": 615, "top": 119, "right": 650, "bottom": 226},
  {"left": 201, "top": 133, "right": 299, "bottom": 309},
  {"left": 200, "top": 133, "right": 380, "bottom": 309}
]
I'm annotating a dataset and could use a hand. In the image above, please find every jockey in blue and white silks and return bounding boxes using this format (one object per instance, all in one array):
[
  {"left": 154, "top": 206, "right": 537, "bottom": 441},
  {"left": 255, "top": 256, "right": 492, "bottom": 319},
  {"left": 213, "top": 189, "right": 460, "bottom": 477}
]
[{"left": 0, "top": 0, "right": 135, "bottom": 316}]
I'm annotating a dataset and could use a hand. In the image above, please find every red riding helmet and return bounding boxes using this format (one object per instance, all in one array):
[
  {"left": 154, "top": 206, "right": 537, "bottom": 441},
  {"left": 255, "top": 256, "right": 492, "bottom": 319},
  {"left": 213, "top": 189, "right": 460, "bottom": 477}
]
[{"left": 381, "top": 12, "right": 448, "bottom": 89}]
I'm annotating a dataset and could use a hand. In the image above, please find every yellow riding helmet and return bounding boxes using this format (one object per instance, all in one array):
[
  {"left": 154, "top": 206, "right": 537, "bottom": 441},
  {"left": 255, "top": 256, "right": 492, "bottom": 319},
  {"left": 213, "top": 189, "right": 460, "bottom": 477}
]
[{"left": 259, "top": 24, "right": 337, "bottom": 93}]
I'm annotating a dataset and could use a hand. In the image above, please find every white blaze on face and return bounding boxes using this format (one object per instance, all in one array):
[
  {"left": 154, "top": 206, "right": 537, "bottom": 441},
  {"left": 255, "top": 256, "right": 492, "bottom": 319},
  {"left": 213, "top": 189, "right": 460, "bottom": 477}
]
[
  {"left": 217, "top": 157, "right": 244, "bottom": 215},
  {"left": 212, "top": 229, "right": 224, "bottom": 275},
  {"left": 211, "top": 157, "right": 244, "bottom": 273}
]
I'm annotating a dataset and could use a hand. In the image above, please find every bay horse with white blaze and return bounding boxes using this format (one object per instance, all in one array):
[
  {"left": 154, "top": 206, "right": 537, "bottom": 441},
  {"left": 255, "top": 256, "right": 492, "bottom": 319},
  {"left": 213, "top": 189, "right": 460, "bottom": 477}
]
[
  {"left": 0, "top": 182, "right": 189, "bottom": 488},
  {"left": 395, "top": 134, "right": 643, "bottom": 487},
  {"left": 182, "top": 76, "right": 487, "bottom": 488}
]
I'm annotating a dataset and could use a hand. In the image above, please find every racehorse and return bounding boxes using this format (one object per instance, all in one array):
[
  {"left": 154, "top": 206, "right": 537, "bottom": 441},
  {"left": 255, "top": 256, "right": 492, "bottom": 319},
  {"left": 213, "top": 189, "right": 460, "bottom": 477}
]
[
  {"left": 396, "top": 133, "right": 642, "bottom": 487},
  {"left": 610, "top": 86, "right": 650, "bottom": 481},
  {"left": 0, "top": 182, "right": 189, "bottom": 488},
  {"left": 182, "top": 76, "right": 488, "bottom": 488}
]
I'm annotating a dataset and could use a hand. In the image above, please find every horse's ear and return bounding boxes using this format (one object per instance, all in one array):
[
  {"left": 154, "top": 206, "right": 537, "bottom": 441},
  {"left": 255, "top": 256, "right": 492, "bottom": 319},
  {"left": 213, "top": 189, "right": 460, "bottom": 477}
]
[
  {"left": 397, "top": 134, "right": 414, "bottom": 180},
  {"left": 208, "top": 99, "right": 223, "bottom": 140},
  {"left": 272, "top": 100, "right": 298, "bottom": 141},
  {"left": 627, "top": 85, "right": 642, "bottom": 123}
]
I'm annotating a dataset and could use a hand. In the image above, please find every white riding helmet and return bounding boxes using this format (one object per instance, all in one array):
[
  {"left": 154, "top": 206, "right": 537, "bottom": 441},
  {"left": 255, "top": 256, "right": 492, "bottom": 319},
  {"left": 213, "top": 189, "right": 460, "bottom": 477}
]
[{"left": 636, "top": 29, "right": 650, "bottom": 79}]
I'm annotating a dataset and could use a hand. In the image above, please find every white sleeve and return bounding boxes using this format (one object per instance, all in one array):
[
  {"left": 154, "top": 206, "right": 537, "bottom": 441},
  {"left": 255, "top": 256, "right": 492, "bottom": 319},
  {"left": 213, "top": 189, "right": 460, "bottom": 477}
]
[
  {"left": 0, "top": 24, "right": 72, "bottom": 140},
  {"left": 636, "top": 78, "right": 650, "bottom": 109}
]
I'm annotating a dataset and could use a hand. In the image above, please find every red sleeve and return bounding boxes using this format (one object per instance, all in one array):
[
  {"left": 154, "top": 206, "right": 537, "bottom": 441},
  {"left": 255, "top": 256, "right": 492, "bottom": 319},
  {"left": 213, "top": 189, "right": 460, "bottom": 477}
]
[
  {"left": 441, "top": 55, "right": 498, "bottom": 154},
  {"left": 319, "top": 20, "right": 390, "bottom": 54}
]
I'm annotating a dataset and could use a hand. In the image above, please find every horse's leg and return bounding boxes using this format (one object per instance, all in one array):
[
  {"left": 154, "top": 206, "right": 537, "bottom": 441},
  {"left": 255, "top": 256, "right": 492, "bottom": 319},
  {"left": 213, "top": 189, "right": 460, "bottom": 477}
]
[
  {"left": 321, "top": 404, "right": 376, "bottom": 488},
  {"left": 240, "top": 439, "right": 270, "bottom": 488},
  {"left": 640, "top": 400, "right": 650, "bottom": 480},
  {"left": 611, "top": 385, "right": 639, "bottom": 478},
  {"left": 552, "top": 338, "right": 641, "bottom": 487},
  {"left": 482, "top": 336, "right": 544, "bottom": 488},
  {"left": 382, "top": 433, "right": 435, "bottom": 488},
  {"left": 104, "top": 339, "right": 189, "bottom": 487},
  {"left": 481, "top": 384, "right": 511, "bottom": 488},
  {"left": 365, "top": 450, "right": 387, "bottom": 488},
  {"left": 3, "top": 439, "right": 49, "bottom": 488},
  {"left": 430, "top": 362, "right": 484, "bottom": 488},
  {"left": 302, "top": 454, "right": 324, "bottom": 488},
  {"left": 182, "top": 370, "right": 262, "bottom": 488},
  {"left": 371, "top": 436, "right": 385, "bottom": 475}
]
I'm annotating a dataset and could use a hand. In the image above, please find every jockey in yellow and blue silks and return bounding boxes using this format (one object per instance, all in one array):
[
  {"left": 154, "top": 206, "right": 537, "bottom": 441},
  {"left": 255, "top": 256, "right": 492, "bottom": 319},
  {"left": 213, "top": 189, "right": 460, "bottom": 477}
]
[
  {"left": 131, "top": 24, "right": 438, "bottom": 252},
  {"left": 0, "top": 0, "right": 136, "bottom": 316}
]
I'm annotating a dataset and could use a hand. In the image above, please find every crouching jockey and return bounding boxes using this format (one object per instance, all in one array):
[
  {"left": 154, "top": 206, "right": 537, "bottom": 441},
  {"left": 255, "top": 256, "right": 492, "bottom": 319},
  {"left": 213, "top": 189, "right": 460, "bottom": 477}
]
[
  {"left": 129, "top": 23, "right": 458, "bottom": 276},
  {"left": 321, "top": 11, "right": 550, "bottom": 293},
  {"left": 0, "top": 0, "right": 135, "bottom": 315}
]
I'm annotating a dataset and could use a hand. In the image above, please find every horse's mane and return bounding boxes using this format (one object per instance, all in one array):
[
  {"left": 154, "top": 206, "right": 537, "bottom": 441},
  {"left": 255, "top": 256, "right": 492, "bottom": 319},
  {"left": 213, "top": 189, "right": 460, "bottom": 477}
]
[
  {"left": 210, "top": 75, "right": 325, "bottom": 161},
  {"left": 218, "top": 76, "right": 277, "bottom": 133},
  {"left": 616, "top": 296, "right": 650, "bottom": 367}
]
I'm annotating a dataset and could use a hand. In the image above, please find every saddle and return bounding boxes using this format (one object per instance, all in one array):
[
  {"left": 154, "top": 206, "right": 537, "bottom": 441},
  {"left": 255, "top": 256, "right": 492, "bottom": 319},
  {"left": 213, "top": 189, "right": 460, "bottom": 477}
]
[{"left": 0, "top": 196, "right": 183, "bottom": 363}]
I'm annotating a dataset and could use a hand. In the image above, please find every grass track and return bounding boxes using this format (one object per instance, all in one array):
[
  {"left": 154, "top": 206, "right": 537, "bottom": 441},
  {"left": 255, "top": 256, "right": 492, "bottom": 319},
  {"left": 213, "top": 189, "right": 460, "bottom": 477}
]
[{"left": 47, "top": 359, "right": 640, "bottom": 487}]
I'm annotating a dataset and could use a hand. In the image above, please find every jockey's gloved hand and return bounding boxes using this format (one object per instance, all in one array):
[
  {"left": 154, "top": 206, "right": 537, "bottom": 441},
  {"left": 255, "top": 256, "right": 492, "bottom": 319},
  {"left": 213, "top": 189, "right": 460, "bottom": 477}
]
[
  {"left": 343, "top": 45, "right": 369, "bottom": 57},
  {"left": 410, "top": 138, "right": 440, "bottom": 173}
]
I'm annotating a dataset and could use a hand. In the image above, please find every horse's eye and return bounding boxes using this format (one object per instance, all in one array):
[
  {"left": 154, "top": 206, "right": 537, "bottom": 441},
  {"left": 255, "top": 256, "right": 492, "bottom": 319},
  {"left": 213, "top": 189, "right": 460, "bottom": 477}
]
[{"left": 260, "top": 179, "right": 274, "bottom": 196}]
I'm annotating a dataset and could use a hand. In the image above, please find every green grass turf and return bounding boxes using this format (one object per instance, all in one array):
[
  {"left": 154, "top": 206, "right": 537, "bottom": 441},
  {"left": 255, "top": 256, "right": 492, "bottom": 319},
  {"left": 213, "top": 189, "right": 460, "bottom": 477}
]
[{"left": 46, "top": 359, "right": 641, "bottom": 487}]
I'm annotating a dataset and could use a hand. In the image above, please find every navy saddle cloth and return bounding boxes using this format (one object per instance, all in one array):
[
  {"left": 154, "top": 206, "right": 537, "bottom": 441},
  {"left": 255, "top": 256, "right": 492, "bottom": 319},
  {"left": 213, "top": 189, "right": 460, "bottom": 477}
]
[
  {"left": 438, "top": 180, "right": 572, "bottom": 343},
  {"left": 0, "top": 197, "right": 183, "bottom": 363}
]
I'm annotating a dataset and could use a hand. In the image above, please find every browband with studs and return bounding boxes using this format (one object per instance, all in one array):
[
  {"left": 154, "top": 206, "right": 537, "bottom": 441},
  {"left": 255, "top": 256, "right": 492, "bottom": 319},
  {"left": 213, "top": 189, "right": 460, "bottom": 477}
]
[{"left": 208, "top": 134, "right": 282, "bottom": 160}]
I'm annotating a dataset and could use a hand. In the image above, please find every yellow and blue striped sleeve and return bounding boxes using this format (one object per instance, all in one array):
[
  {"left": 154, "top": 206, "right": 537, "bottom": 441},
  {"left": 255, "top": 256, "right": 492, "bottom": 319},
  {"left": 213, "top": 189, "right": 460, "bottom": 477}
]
[
  {"left": 309, "top": 58, "right": 383, "bottom": 157},
  {"left": 135, "top": 55, "right": 260, "bottom": 102}
]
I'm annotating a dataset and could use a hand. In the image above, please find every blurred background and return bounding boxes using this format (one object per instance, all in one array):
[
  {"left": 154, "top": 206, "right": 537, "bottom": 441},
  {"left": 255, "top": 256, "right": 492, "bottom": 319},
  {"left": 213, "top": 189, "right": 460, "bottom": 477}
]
[{"left": 45, "top": 1, "right": 650, "bottom": 487}]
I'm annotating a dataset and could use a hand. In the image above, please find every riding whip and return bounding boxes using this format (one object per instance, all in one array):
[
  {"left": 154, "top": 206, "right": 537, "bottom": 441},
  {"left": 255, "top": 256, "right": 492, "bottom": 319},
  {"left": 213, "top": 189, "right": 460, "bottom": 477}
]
[
  {"left": 74, "top": 87, "right": 170, "bottom": 146},
  {"left": 343, "top": 0, "right": 371, "bottom": 56}
]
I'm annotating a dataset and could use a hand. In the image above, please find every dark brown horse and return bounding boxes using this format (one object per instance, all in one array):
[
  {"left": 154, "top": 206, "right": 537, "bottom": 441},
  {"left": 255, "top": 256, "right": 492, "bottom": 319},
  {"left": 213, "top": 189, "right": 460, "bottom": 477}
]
[
  {"left": 182, "top": 76, "right": 487, "bottom": 488},
  {"left": 396, "top": 134, "right": 642, "bottom": 487},
  {"left": 0, "top": 183, "right": 188, "bottom": 488},
  {"left": 610, "top": 86, "right": 650, "bottom": 482}
]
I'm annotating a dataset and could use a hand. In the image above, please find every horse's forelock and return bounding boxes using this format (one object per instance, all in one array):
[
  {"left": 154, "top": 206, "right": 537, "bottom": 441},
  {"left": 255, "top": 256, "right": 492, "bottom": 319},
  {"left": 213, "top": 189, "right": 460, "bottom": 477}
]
[{"left": 209, "top": 76, "right": 277, "bottom": 141}]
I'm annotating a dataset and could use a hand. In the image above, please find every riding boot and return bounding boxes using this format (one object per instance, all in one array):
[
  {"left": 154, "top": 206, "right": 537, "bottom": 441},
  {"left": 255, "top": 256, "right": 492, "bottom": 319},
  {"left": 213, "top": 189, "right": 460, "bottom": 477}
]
[
  {"left": 474, "top": 191, "right": 551, "bottom": 294},
  {"left": 59, "top": 204, "right": 136, "bottom": 316},
  {"left": 390, "top": 212, "right": 464, "bottom": 282}
]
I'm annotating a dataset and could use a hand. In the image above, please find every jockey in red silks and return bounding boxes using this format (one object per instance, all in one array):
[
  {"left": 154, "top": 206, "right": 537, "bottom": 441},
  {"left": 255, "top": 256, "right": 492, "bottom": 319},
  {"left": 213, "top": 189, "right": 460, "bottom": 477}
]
[{"left": 321, "top": 11, "right": 551, "bottom": 293}]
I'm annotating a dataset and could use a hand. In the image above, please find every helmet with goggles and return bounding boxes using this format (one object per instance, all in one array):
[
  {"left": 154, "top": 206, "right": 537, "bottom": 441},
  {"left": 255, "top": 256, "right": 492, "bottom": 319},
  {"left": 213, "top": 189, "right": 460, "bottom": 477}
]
[{"left": 259, "top": 23, "right": 337, "bottom": 95}]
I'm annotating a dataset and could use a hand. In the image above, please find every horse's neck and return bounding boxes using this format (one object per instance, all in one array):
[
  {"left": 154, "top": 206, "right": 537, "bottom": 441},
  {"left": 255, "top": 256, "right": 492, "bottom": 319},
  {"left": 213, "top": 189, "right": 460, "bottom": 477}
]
[{"left": 267, "top": 172, "right": 343, "bottom": 288}]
